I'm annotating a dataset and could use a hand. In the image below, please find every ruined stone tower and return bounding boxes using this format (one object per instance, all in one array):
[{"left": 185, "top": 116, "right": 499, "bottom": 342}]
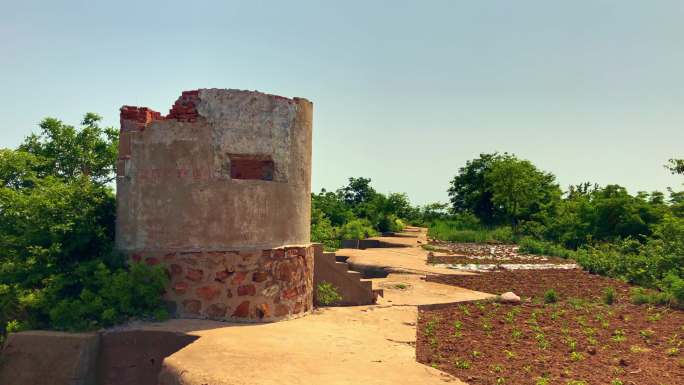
[{"left": 115, "top": 89, "right": 313, "bottom": 322}]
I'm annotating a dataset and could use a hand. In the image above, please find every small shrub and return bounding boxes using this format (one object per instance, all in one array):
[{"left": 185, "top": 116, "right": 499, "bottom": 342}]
[
  {"left": 427, "top": 219, "right": 513, "bottom": 244},
  {"left": 425, "top": 318, "right": 438, "bottom": 337},
  {"left": 338, "top": 219, "right": 377, "bottom": 240},
  {"left": 639, "top": 329, "right": 655, "bottom": 339},
  {"left": 631, "top": 288, "right": 651, "bottom": 305},
  {"left": 544, "top": 289, "right": 559, "bottom": 304},
  {"left": 661, "top": 273, "right": 684, "bottom": 307},
  {"left": 612, "top": 329, "right": 626, "bottom": 342},
  {"left": 602, "top": 287, "right": 617, "bottom": 305},
  {"left": 631, "top": 287, "right": 672, "bottom": 306},
  {"left": 666, "top": 347, "right": 680, "bottom": 356},
  {"left": 316, "top": 281, "right": 342, "bottom": 306},
  {"left": 518, "top": 237, "right": 576, "bottom": 259},
  {"left": 453, "top": 358, "right": 471, "bottom": 369}
]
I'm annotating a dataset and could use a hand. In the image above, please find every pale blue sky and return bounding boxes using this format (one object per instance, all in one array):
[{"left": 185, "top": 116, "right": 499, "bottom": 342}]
[{"left": 1, "top": 1, "right": 683, "bottom": 204}]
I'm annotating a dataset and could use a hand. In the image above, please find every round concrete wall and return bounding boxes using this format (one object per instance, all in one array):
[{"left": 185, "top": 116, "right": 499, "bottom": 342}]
[{"left": 115, "top": 89, "right": 313, "bottom": 322}]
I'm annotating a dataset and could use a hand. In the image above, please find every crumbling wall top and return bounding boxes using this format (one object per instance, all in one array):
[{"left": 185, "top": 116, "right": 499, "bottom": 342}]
[{"left": 120, "top": 89, "right": 311, "bottom": 131}]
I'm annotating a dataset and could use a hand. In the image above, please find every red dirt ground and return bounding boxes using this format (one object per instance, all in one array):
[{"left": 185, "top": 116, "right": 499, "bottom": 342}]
[{"left": 417, "top": 270, "right": 684, "bottom": 385}]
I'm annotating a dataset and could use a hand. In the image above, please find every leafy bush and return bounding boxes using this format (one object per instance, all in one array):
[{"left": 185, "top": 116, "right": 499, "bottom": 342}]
[
  {"left": 602, "top": 287, "right": 616, "bottom": 305},
  {"left": 630, "top": 287, "right": 671, "bottom": 306},
  {"left": 316, "top": 281, "right": 342, "bottom": 306},
  {"left": 378, "top": 214, "right": 405, "bottom": 233},
  {"left": 660, "top": 273, "right": 684, "bottom": 306},
  {"left": 310, "top": 178, "right": 415, "bottom": 249},
  {"left": 338, "top": 219, "right": 378, "bottom": 240},
  {"left": 45, "top": 261, "right": 168, "bottom": 331},
  {"left": 0, "top": 114, "right": 168, "bottom": 340},
  {"left": 517, "top": 237, "right": 577, "bottom": 259},
  {"left": 428, "top": 219, "right": 514, "bottom": 244},
  {"left": 543, "top": 289, "right": 559, "bottom": 304}
]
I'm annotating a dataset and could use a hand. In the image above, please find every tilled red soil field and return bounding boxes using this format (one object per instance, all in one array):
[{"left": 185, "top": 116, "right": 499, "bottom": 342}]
[
  {"left": 417, "top": 270, "right": 684, "bottom": 385},
  {"left": 426, "top": 269, "right": 634, "bottom": 302}
]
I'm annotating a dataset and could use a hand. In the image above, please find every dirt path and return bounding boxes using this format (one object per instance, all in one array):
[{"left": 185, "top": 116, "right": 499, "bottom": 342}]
[
  {"left": 339, "top": 229, "right": 480, "bottom": 276},
  {"left": 151, "top": 227, "right": 490, "bottom": 385}
]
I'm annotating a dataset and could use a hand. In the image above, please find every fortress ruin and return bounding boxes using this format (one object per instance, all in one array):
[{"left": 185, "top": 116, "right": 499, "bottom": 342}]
[{"left": 115, "top": 89, "right": 314, "bottom": 322}]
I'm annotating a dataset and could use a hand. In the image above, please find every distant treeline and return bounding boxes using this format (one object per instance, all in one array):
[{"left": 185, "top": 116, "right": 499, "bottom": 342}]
[{"left": 314, "top": 152, "right": 684, "bottom": 307}]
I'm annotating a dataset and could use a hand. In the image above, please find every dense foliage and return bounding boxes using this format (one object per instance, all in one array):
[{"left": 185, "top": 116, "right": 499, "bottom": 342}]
[
  {"left": 311, "top": 177, "right": 413, "bottom": 249},
  {"left": 3, "top": 111, "right": 683, "bottom": 342},
  {"left": 440, "top": 152, "right": 684, "bottom": 307},
  {"left": 0, "top": 115, "right": 167, "bottom": 342}
]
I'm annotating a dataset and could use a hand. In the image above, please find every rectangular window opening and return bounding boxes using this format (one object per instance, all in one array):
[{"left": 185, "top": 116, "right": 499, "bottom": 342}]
[{"left": 228, "top": 154, "right": 274, "bottom": 181}]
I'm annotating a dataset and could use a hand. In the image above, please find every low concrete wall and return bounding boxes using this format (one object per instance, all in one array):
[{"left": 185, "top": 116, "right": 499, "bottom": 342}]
[
  {"left": 0, "top": 329, "right": 199, "bottom": 385},
  {"left": 0, "top": 331, "right": 99, "bottom": 385},
  {"left": 96, "top": 330, "right": 198, "bottom": 385},
  {"left": 340, "top": 239, "right": 411, "bottom": 249}
]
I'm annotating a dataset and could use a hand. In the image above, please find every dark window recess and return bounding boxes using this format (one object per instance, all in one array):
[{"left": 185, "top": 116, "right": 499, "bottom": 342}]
[{"left": 229, "top": 154, "right": 274, "bottom": 181}]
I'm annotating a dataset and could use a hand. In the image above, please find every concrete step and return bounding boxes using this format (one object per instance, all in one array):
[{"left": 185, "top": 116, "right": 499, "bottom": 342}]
[
  {"left": 358, "top": 279, "right": 373, "bottom": 291},
  {"left": 323, "top": 252, "right": 337, "bottom": 260},
  {"left": 312, "top": 244, "right": 379, "bottom": 306},
  {"left": 334, "top": 261, "right": 350, "bottom": 273}
]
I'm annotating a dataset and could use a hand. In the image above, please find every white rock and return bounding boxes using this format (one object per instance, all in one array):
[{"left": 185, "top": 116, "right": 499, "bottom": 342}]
[{"left": 499, "top": 292, "right": 521, "bottom": 304}]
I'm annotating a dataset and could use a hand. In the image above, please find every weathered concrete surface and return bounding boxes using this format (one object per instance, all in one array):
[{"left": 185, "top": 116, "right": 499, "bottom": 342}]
[
  {"left": 374, "top": 273, "right": 492, "bottom": 306},
  {"left": 338, "top": 227, "right": 478, "bottom": 277},
  {"left": 312, "top": 243, "right": 379, "bottom": 306},
  {"left": 152, "top": 306, "right": 463, "bottom": 385},
  {"left": 115, "top": 89, "right": 314, "bottom": 322},
  {"left": 151, "top": 227, "right": 489, "bottom": 385},
  {"left": 151, "top": 280, "right": 488, "bottom": 385},
  {"left": 0, "top": 330, "right": 99, "bottom": 385},
  {"left": 116, "top": 89, "right": 313, "bottom": 251},
  {"left": 96, "top": 330, "right": 198, "bottom": 385},
  {"left": 340, "top": 246, "right": 478, "bottom": 276}
]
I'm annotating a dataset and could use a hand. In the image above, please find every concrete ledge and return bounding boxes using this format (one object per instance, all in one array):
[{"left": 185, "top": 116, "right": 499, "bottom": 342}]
[
  {"left": 0, "top": 328, "right": 199, "bottom": 385},
  {"left": 0, "top": 330, "right": 99, "bottom": 385}
]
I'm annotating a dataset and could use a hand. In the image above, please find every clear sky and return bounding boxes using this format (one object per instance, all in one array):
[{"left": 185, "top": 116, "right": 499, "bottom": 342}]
[{"left": 1, "top": 1, "right": 683, "bottom": 204}]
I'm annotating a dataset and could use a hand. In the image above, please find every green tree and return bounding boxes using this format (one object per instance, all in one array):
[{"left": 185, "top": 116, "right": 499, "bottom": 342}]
[
  {"left": 0, "top": 149, "right": 44, "bottom": 189},
  {"left": 0, "top": 114, "right": 166, "bottom": 338},
  {"left": 312, "top": 189, "right": 354, "bottom": 227},
  {"left": 447, "top": 153, "right": 503, "bottom": 224},
  {"left": 667, "top": 158, "right": 684, "bottom": 175},
  {"left": 484, "top": 155, "right": 560, "bottom": 227},
  {"left": 19, "top": 113, "right": 118, "bottom": 185},
  {"left": 337, "top": 177, "right": 377, "bottom": 208}
]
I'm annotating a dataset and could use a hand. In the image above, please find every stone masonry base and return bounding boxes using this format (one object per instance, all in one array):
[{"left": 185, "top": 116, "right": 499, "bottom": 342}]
[{"left": 131, "top": 245, "right": 314, "bottom": 322}]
